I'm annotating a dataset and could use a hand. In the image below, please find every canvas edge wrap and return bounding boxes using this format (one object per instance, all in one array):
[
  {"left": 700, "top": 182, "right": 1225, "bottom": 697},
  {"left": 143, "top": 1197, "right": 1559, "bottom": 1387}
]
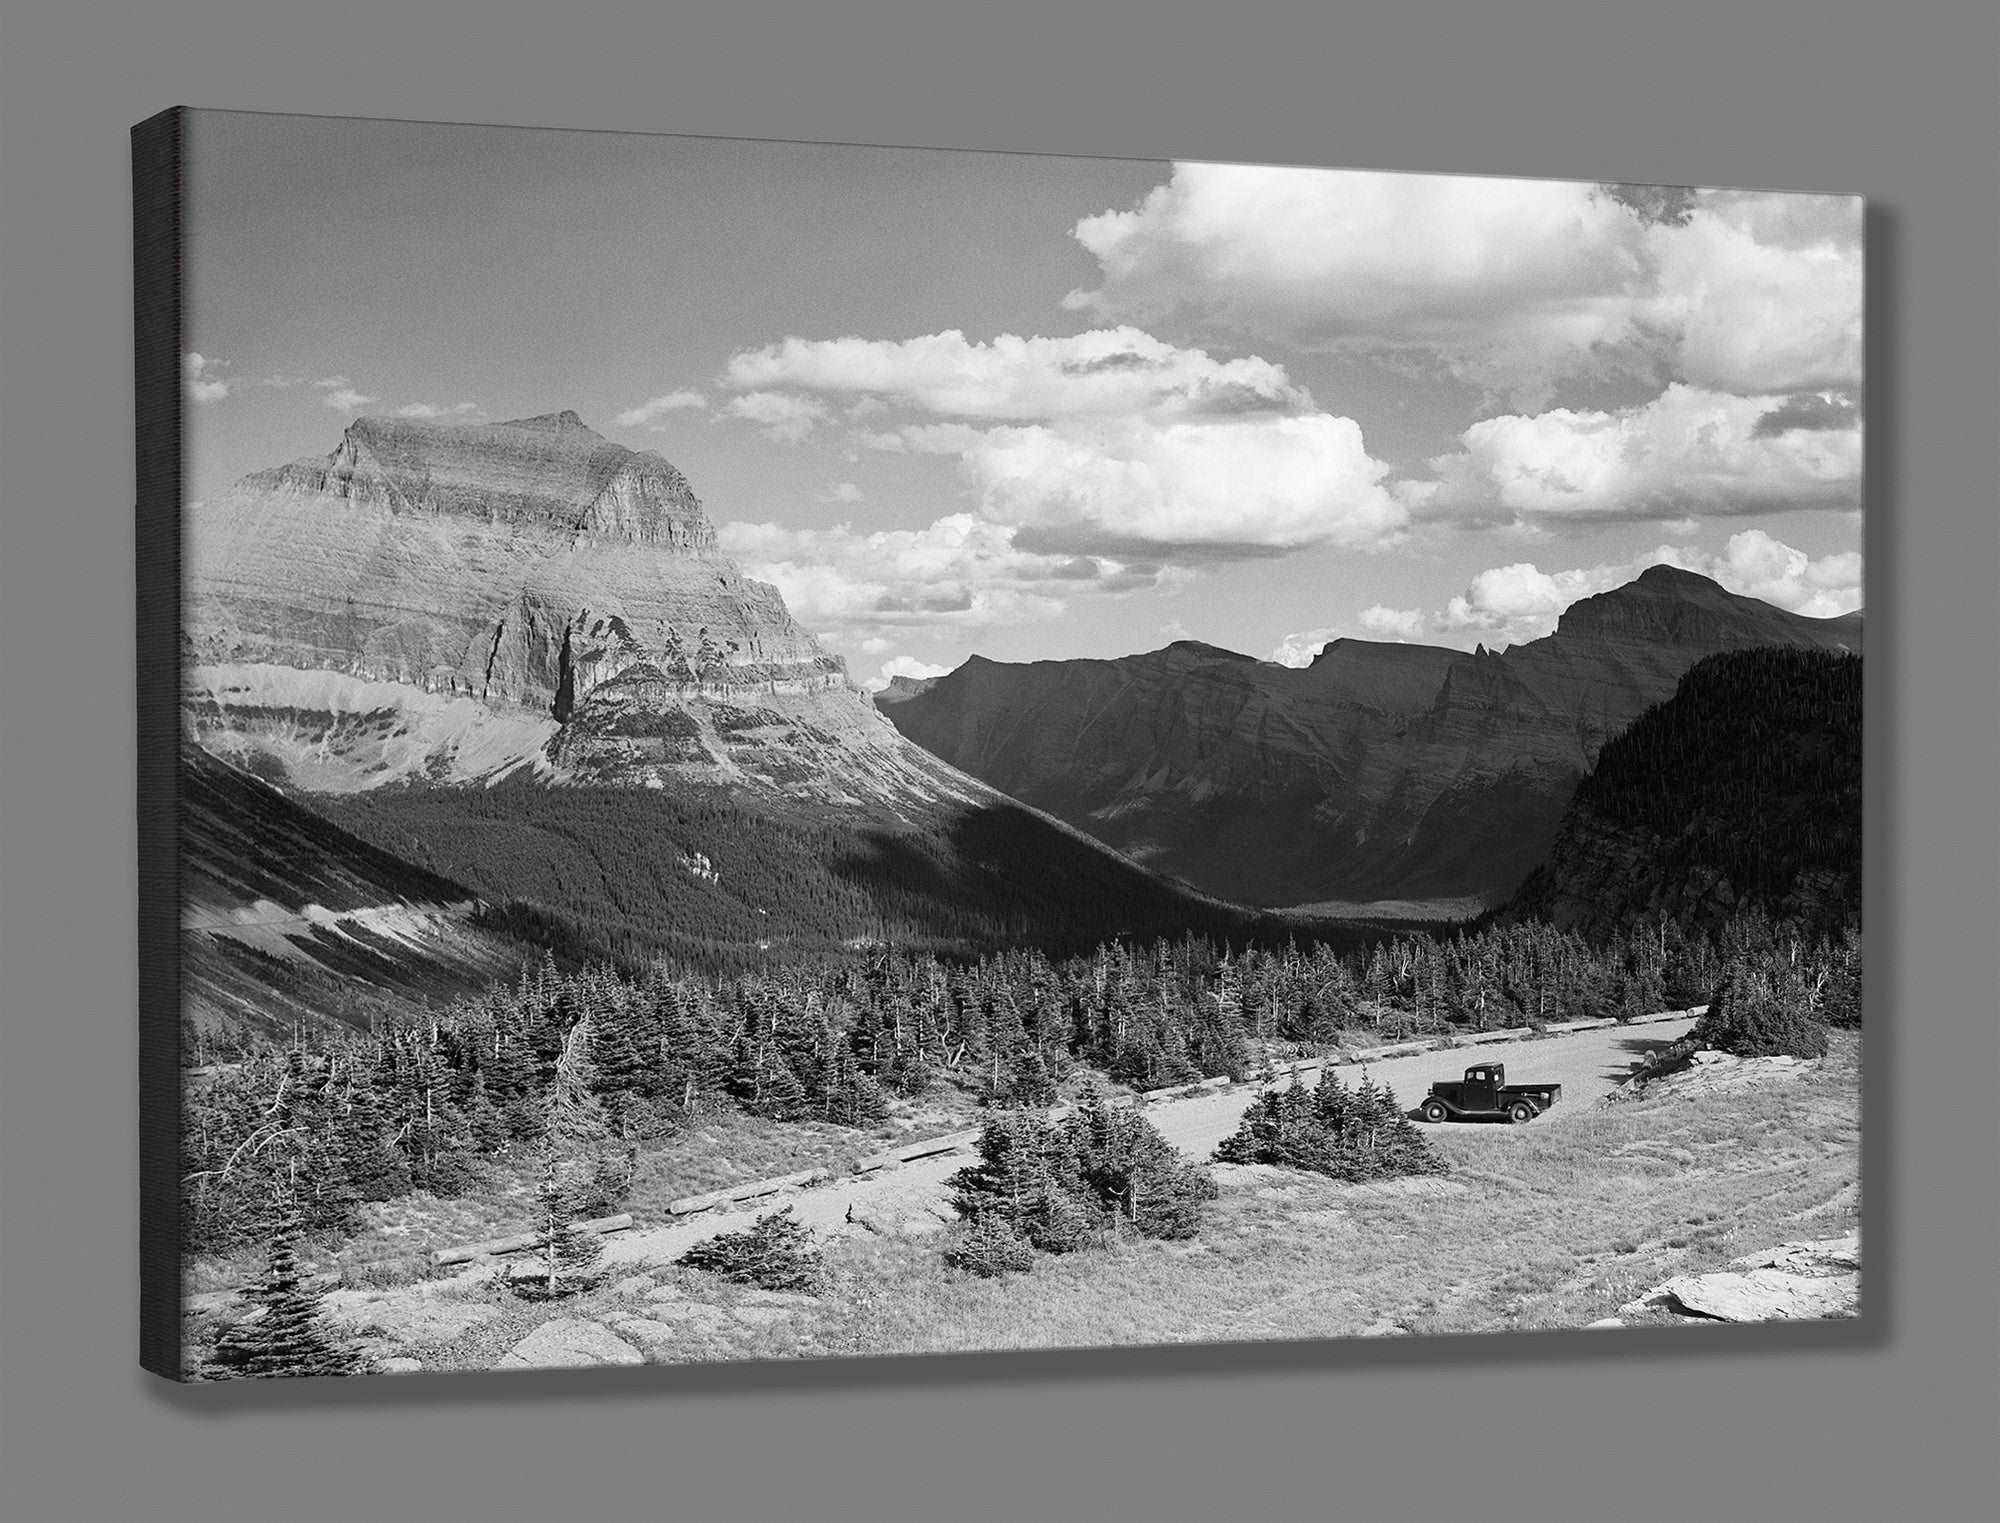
[{"left": 134, "top": 105, "right": 188, "bottom": 1381}]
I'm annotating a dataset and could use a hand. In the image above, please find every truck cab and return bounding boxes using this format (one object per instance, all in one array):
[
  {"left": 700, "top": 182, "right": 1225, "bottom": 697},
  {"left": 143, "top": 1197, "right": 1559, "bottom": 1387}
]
[{"left": 1458, "top": 1064, "right": 1504, "bottom": 1111}]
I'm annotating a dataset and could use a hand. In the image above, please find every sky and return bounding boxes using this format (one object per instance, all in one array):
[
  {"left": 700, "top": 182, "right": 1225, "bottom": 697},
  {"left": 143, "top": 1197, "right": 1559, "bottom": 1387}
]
[{"left": 183, "top": 111, "right": 1864, "bottom": 688}]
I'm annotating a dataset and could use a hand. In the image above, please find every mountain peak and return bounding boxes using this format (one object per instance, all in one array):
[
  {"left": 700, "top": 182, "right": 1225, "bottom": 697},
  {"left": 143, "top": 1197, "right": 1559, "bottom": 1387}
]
[
  {"left": 1160, "top": 639, "right": 1255, "bottom": 664},
  {"left": 494, "top": 409, "right": 598, "bottom": 435},
  {"left": 1634, "top": 562, "right": 1717, "bottom": 589}
]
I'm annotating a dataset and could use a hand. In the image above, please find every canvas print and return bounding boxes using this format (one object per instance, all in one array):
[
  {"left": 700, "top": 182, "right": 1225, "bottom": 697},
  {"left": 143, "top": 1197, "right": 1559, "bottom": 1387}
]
[{"left": 138, "top": 109, "right": 1863, "bottom": 1381}]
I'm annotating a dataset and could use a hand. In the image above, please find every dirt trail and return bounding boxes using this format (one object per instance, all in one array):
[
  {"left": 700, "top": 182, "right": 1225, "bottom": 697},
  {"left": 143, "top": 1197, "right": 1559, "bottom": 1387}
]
[{"left": 600, "top": 1016, "right": 1699, "bottom": 1270}]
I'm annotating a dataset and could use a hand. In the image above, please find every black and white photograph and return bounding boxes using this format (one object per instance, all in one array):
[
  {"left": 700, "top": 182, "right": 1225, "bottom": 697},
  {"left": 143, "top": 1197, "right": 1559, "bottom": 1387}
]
[{"left": 151, "top": 109, "right": 1864, "bottom": 1381}]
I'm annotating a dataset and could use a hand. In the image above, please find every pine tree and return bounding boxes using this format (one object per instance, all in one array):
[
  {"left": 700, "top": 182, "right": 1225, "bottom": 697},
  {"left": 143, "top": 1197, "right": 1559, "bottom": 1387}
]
[
  {"left": 945, "top": 1211, "right": 1036, "bottom": 1277},
  {"left": 1215, "top": 1069, "right": 1445, "bottom": 1183},
  {"left": 516, "top": 1151, "right": 606, "bottom": 1300},
  {"left": 1694, "top": 966, "right": 1830, "bottom": 1058},
  {"left": 678, "top": 1207, "right": 823, "bottom": 1292},
  {"left": 1066, "top": 1087, "right": 1216, "bottom": 1241},
  {"left": 518, "top": 1016, "right": 614, "bottom": 1299},
  {"left": 335, "top": 1071, "right": 410, "bottom": 1203},
  {"left": 207, "top": 1217, "right": 368, "bottom": 1379}
]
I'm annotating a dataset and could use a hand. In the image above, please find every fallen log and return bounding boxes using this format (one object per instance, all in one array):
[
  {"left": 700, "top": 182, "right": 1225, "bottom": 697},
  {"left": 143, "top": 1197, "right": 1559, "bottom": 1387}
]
[
  {"left": 667, "top": 1168, "right": 831, "bottom": 1216},
  {"left": 855, "top": 1131, "right": 979, "bottom": 1173},
  {"left": 429, "top": 1213, "right": 633, "bottom": 1267}
]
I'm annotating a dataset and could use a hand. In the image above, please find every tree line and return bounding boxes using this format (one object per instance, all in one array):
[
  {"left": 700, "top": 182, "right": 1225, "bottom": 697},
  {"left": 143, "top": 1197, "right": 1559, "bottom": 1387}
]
[{"left": 182, "top": 907, "right": 1859, "bottom": 1259}]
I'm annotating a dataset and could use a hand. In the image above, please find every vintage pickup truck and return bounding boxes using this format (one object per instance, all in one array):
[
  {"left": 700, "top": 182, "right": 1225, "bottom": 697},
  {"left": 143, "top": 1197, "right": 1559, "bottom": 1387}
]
[{"left": 1419, "top": 1063, "right": 1560, "bottom": 1124}]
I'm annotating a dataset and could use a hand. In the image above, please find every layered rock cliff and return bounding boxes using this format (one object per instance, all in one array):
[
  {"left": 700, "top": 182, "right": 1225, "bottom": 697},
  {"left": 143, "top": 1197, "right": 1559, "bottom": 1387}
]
[
  {"left": 184, "top": 413, "right": 973, "bottom": 804},
  {"left": 880, "top": 567, "right": 1862, "bottom": 909}
]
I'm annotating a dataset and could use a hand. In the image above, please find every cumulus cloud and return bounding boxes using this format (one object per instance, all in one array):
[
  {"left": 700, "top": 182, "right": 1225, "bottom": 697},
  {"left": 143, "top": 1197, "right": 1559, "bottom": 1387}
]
[
  {"left": 1669, "top": 528, "right": 1863, "bottom": 618},
  {"left": 724, "top": 390, "right": 827, "bottom": 443},
  {"left": 393, "top": 401, "right": 480, "bottom": 420},
  {"left": 1068, "top": 167, "right": 1644, "bottom": 399},
  {"left": 1359, "top": 604, "right": 1428, "bottom": 639},
  {"left": 1269, "top": 626, "right": 1344, "bottom": 667},
  {"left": 867, "top": 655, "right": 956, "bottom": 692},
  {"left": 1439, "top": 563, "right": 1613, "bottom": 642},
  {"left": 183, "top": 352, "right": 230, "bottom": 403},
  {"left": 321, "top": 386, "right": 377, "bottom": 413},
  {"left": 965, "top": 413, "right": 1405, "bottom": 558},
  {"left": 1643, "top": 194, "right": 1863, "bottom": 394},
  {"left": 821, "top": 481, "right": 865, "bottom": 504},
  {"left": 1064, "top": 164, "right": 1861, "bottom": 401},
  {"left": 1270, "top": 605, "right": 1427, "bottom": 666},
  {"left": 615, "top": 390, "right": 708, "bottom": 428},
  {"left": 725, "top": 327, "right": 1307, "bottom": 420},
  {"left": 1409, "top": 383, "right": 1861, "bottom": 525},
  {"left": 726, "top": 327, "right": 1404, "bottom": 560},
  {"left": 717, "top": 512, "right": 1176, "bottom": 643},
  {"left": 1438, "top": 529, "right": 1862, "bottom": 645}
]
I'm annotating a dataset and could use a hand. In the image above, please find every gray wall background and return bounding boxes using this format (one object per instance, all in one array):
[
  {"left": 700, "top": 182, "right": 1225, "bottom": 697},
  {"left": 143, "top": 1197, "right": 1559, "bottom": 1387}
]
[{"left": 3, "top": 4, "right": 1994, "bottom": 1519}]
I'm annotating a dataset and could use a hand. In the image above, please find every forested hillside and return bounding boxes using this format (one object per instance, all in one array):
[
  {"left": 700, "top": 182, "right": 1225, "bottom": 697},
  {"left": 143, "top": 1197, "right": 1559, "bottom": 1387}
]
[
  {"left": 1507, "top": 649, "right": 1862, "bottom": 940},
  {"left": 309, "top": 780, "right": 1312, "bottom": 972}
]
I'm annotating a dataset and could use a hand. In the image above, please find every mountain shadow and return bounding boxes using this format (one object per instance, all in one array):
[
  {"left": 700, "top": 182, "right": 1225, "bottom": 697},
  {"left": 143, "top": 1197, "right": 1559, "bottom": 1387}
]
[
  {"left": 178, "top": 746, "right": 541, "bottom": 1038},
  {"left": 1502, "top": 647, "right": 1862, "bottom": 940}
]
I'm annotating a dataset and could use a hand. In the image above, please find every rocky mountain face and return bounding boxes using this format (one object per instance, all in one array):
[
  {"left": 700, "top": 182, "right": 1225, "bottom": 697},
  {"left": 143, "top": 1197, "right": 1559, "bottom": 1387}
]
[
  {"left": 185, "top": 412, "right": 974, "bottom": 805},
  {"left": 879, "top": 567, "right": 1862, "bottom": 910}
]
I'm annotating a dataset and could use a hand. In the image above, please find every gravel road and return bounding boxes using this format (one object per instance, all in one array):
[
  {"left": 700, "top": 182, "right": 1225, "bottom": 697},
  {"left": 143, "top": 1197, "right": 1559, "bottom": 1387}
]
[{"left": 601, "top": 1016, "right": 1699, "bottom": 1270}]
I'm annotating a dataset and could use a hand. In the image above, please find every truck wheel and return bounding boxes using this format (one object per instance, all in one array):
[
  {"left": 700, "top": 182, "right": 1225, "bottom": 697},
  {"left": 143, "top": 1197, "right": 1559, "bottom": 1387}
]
[
  {"left": 1508, "top": 1101, "right": 1536, "bottom": 1124},
  {"left": 1421, "top": 1100, "right": 1448, "bottom": 1124}
]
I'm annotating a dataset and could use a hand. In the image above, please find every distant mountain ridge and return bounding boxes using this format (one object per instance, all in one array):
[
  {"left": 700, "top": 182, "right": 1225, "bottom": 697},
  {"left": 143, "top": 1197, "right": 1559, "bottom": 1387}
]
[{"left": 878, "top": 567, "right": 1861, "bottom": 910}]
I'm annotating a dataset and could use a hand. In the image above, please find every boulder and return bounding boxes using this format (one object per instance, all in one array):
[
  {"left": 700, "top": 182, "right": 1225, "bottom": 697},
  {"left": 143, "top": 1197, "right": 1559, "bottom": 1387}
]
[
  {"left": 1649, "top": 1268, "right": 1859, "bottom": 1322},
  {"left": 1622, "top": 1237, "right": 1862, "bottom": 1322},
  {"left": 496, "top": 1318, "right": 644, "bottom": 1370}
]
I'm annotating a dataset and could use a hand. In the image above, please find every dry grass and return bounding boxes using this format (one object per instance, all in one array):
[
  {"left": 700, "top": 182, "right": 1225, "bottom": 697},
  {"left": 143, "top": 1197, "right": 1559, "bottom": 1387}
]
[
  {"left": 194, "top": 1034, "right": 1861, "bottom": 1371},
  {"left": 793, "top": 1031, "right": 1861, "bottom": 1355}
]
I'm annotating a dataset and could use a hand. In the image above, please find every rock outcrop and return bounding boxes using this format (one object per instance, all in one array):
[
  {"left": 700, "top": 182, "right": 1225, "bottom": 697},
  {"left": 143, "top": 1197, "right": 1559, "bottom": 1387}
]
[
  {"left": 879, "top": 568, "right": 1861, "bottom": 909},
  {"left": 185, "top": 412, "right": 972, "bottom": 805},
  {"left": 1620, "top": 1233, "right": 1860, "bottom": 1322},
  {"left": 495, "top": 1318, "right": 645, "bottom": 1369}
]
